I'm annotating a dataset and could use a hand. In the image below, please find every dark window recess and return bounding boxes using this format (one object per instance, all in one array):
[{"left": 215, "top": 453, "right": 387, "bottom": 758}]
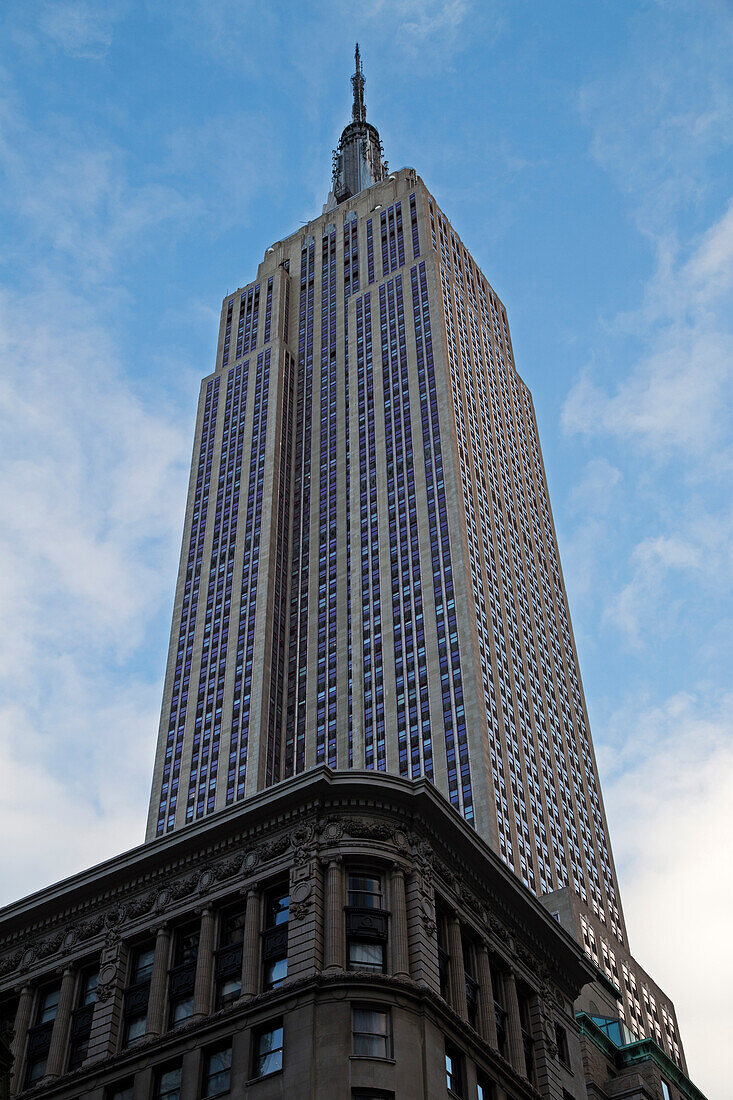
[
  {"left": 262, "top": 883, "right": 289, "bottom": 990},
  {"left": 202, "top": 1042, "right": 232, "bottom": 1097},
  {"left": 477, "top": 1074, "right": 494, "bottom": 1100},
  {"left": 518, "top": 991, "right": 534, "bottom": 1082},
  {"left": 494, "top": 999, "right": 508, "bottom": 1057},
  {"left": 169, "top": 926, "right": 199, "bottom": 1027},
  {"left": 252, "top": 1019, "right": 283, "bottom": 1078},
  {"left": 68, "top": 969, "right": 98, "bottom": 1069},
  {"left": 123, "top": 942, "right": 154, "bottom": 1046},
  {"left": 107, "top": 1081, "right": 134, "bottom": 1100},
  {"left": 346, "top": 872, "right": 388, "bottom": 973},
  {"left": 155, "top": 1063, "right": 182, "bottom": 1100},
  {"left": 215, "top": 908, "right": 245, "bottom": 1005},
  {"left": 105, "top": 1082, "right": 134, "bottom": 1100},
  {"left": 444, "top": 1039, "right": 464, "bottom": 1097},
  {"left": 463, "top": 941, "right": 478, "bottom": 1028},
  {"left": 26, "top": 984, "right": 60, "bottom": 1084},
  {"left": 555, "top": 1022, "right": 570, "bottom": 1066}
]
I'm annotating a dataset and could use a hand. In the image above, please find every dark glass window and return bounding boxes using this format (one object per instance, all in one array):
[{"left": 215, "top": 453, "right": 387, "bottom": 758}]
[
  {"left": 215, "top": 907, "right": 245, "bottom": 1006},
  {"left": 352, "top": 1006, "right": 392, "bottom": 1059},
  {"left": 445, "top": 1039, "right": 464, "bottom": 1096},
  {"left": 661, "top": 1083, "right": 672, "bottom": 1100},
  {"left": 106, "top": 1081, "right": 134, "bottom": 1100},
  {"left": 252, "top": 1019, "right": 283, "bottom": 1078},
  {"left": 169, "top": 925, "right": 199, "bottom": 1027},
  {"left": 348, "top": 872, "right": 383, "bottom": 908},
  {"left": 25, "top": 983, "right": 60, "bottom": 1084},
  {"left": 202, "top": 1043, "right": 232, "bottom": 1097},
  {"left": 347, "top": 941, "right": 384, "bottom": 972},
  {"left": 68, "top": 967, "right": 98, "bottom": 1069},
  {"left": 477, "top": 1073, "right": 494, "bottom": 1100},
  {"left": 37, "top": 985, "right": 60, "bottom": 1024},
  {"left": 123, "top": 941, "right": 154, "bottom": 1046},
  {"left": 262, "top": 884, "right": 289, "bottom": 990},
  {"left": 131, "top": 943, "right": 155, "bottom": 984},
  {"left": 555, "top": 1022, "right": 569, "bottom": 1066},
  {"left": 155, "top": 1064, "right": 182, "bottom": 1100}
]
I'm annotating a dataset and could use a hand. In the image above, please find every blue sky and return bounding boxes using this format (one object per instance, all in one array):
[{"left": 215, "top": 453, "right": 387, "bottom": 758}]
[{"left": 0, "top": 1, "right": 730, "bottom": 1093}]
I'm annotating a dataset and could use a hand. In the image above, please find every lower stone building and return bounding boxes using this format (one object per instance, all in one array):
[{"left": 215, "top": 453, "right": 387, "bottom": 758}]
[{"left": 0, "top": 771, "right": 705, "bottom": 1100}]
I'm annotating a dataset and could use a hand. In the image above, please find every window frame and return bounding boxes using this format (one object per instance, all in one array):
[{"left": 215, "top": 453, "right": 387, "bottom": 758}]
[
  {"left": 251, "top": 1018, "right": 284, "bottom": 1080},
  {"left": 351, "top": 1004, "right": 393, "bottom": 1060},
  {"left": 444, "top": 1038, "right": 465, "bottom": 1097},
  {"left": 201, "top": 1041, "right": 233, "bottom": 1098}
]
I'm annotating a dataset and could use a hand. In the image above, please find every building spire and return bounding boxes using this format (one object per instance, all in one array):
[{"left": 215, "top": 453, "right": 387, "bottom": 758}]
[
  {"left": 328, "top": 43, "right": 388, "bottom": 207},
  {"left": 352, "top": 42, "right": 366, "bottom": 123}
]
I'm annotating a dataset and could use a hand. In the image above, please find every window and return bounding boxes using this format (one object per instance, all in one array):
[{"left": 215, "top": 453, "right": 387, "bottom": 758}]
[
  {"left": 477, "top": 1074, "right": 494, "bottom": 1100},
  {"left": 262, "top": 883, "right": 289, "bottom": 990},
  {"left": 202, "top": 1043, "right": 232, "bottom": 1097},
  {"left": 25, "top": 983, "right": 61, "bottom": 1084},
  {"left": 445, "top": 1039, "right": 464, "bottom": 1097},
  {"left": 169, "top": 925, "right": 199, "bottom": 1027},
  {"left": 661, "top": 1083, "right": 672, "bottom": 1100},
  {"left": 348, "top": 871, "right": 383, "bottom": 908},
  {"left": 68, "top": 967, "right": 99, "bottom": 1068},
  {"left": 346, "top": 871, "right": 387, "bottom": 973},
  {"left": 38, "top": 984, "right": 60, "bottom": 1024},
  {"left": 107, "top": 1081, "right": 134, "bottom": 1100},
  {"left": 252, "top": 1019, "right": 283, "bottom": 1078},
  {"left": 155, "top": 1064, "right": 182, "bottom": 1100},
  {"left": 352, "top": 1092, "right": 395, "bottom": 1100},
  {"left": 123, "top": 942, "right": 155, "bottom": 1046},
  {"left": 216, "top": 907, "right": 245, "bottom": 1006},
  {"left": 352, "top": 1006, "right": 392, "bottom": 1059},
  {"left": 555, "top": 1022, "right": 569, "bottom": 1066}
]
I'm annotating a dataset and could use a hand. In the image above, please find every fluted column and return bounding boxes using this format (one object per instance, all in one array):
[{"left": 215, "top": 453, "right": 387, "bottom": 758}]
[
  {"left": 192, "top": 907, "right": 215, "bottom": 1018},
  {"left": 389, "top": 866, "right": 409, "bottom": 979},
  {"left": 10, "top": 985, "right": 34, "bottom": 1091},
  {"left": 503, "top": 969, "right": 527, "bottom": 1078},
  {"left": 145, "top": 925, "right": 171, "bottom": 1037},
  {"left": 44, "top": 967, "right": 76, "bottom": 1077},
  {"left": 476, "top": 943, "right": 498, "bottom": 1049},
  {"left": 447, "top": 915, "right": 468, "bottom": 1019},
  {"left": 240, "top": 888, "right": 261, "bottom": 999},
  {"left": 323, "top": 858, "right": 344, "bottom": 971}
]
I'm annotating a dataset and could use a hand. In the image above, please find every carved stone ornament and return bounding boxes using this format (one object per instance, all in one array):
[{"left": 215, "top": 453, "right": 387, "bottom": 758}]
[
  {"left": 342, "top": 818, "right": 395, "bottom": 842},
  {"left": 242, "top": 850, "right": 260, "bottom": 874},
  {"left": 290, "top": 901, "right": 310, "bottom": 922},
  {"left": 197, "top": 869, "right": 214, "bottom": 893},
  {"left": 319, "top": 819, "right": 344, "bottom": 843}
]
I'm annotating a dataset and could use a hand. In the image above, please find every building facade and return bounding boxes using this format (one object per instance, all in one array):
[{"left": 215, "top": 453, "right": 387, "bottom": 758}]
[
  {"left": 145, "top": 52, "right": 684, "bottom": 1070},
  {"left": 0, "top": 771, "right": 703, "bottom": 1100}
]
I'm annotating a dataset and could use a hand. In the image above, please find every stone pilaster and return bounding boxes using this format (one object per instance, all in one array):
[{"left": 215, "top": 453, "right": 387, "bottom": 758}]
[
  {"left": 323, "top": 858, "right": 344, "bottom": 971},
  {"left": 476, "top": 943, "right": 498, "bottom": 1049},
  {"left": 9, "top": 985, "right": 33, "bottom": 1092},
  {"left": 447, "top": 915, "right": 468, "bottom": 1019},
  {"left": 145, "top": 925, "right": 171, "bottom": 1037},
  {"left": 240, "top": 888, "right": 261, "bottom": 999},
  {"left": 192, "top": 907, "right": 215, "bottom": 1018},
  {"left": 503, "top": 969, "right": 528, "bottom": 1078},
  {"left": 389, "top": 866, "right": 410, "bottom": 979},
  {"left": 44, "top": 967, "right": 76, "bottom": 1077}
]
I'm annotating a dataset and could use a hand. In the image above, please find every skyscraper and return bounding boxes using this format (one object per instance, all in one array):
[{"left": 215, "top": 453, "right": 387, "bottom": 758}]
[{"left": 147, "top": 47, "right": 684, "bottom": 1069}]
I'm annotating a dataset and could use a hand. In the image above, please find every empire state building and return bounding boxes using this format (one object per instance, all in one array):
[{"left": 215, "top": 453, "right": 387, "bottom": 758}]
[{"left": 146, "top": 47, "right": 684, "bottom": 1069}]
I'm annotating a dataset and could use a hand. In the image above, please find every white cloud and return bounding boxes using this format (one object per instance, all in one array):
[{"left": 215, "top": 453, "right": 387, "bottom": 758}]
[
  {"left": 562, "top": 199, "right": 733, "bottom": 459},
  {"left": 0, "top": 281, "right": 189, "bottom": 898},
  {"left": 599, "top": 691, "right": 733, "bottom": 1099},
  {"left": 602, "top": 507, "right": 733, "bottom": 647},
  {"left": 37, "top": 1, "right": 124, "bottom": 60}
]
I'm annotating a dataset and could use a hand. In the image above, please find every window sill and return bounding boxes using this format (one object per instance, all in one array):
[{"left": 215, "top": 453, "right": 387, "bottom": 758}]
[
  {"left": 246, "top": 1070, "right": 283, "bottom": 1086},
  {"left": 349, "top": 1055, "right": 396, "bottom": 1064}
]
